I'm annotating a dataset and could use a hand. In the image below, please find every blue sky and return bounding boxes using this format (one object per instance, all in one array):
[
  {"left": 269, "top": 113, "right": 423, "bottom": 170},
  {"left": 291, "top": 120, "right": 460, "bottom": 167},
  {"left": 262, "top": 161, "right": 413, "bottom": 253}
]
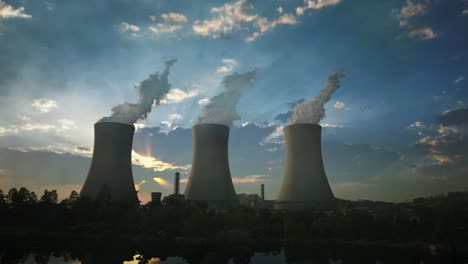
[{"left": 0, "top": 0, "right": 467, "bottom": 203}]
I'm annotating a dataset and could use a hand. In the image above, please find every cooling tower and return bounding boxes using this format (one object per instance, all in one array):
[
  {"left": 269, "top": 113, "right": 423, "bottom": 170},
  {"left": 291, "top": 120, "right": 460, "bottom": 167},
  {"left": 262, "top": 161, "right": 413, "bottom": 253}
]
[
  {"left": 184, "top": 124, "right": 239, "bottom": 207},
  {"left": 80, "top": 122, "right": 138, "bottom": 202},
  {"left": 275, "top": 124, "right": 335, "bottom": 210}
]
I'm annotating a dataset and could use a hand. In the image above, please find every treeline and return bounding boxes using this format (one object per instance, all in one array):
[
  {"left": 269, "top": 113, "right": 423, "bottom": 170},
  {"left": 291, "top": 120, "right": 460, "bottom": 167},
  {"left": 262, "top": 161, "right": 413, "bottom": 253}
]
[{"left": 1, "top": 187, "right": 468, "bottom": 245}]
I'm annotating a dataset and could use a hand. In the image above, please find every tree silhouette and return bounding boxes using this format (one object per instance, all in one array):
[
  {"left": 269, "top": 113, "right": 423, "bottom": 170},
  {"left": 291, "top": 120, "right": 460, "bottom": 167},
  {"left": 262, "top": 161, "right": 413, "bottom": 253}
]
[
  {"left": 0, "top": 189, "right": 5, "bottom": 207},
  {"left": 40, "top": 189, "right": 58, "bottom": 204},
  {"left": 7, "top": 187, "right": 37, "bottom": 207}
]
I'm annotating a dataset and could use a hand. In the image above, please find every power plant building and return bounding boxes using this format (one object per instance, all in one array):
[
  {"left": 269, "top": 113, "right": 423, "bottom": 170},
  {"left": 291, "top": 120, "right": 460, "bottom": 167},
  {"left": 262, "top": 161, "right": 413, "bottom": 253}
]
[
  {"left": 275, "top": 124, "right": 335, "bottom": 210},
  {"left": 80, "top": 122, "right": 138, "bottom": 203},
  {"left": 184, "top": 124, "right": 239, "bottom": 208}
]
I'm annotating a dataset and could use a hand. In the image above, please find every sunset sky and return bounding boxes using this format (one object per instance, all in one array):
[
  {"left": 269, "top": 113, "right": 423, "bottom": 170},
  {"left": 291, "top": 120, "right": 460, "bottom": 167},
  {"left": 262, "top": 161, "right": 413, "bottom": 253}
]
[{"left": 1, "top": 0, "right": 467, "bottom": 203}]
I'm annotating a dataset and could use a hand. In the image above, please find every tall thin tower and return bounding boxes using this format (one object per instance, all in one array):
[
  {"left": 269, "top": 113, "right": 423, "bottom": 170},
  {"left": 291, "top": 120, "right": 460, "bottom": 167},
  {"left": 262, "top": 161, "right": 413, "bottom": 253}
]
[{"left": 174, "top": 172, "right": 180, "bottom": 195}]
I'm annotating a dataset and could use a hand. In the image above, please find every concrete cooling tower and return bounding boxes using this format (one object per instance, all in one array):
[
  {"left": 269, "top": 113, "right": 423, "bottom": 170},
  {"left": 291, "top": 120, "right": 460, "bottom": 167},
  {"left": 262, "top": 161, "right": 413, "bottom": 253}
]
[
  {"left": 275, "top": 124, "right": 335, "bottom": 210},
  {"left": 80, "top": 122, "right": 138, "bottom": 202},
  {"left": 184, "top": 124, "right": 239, "bottom": 208}
]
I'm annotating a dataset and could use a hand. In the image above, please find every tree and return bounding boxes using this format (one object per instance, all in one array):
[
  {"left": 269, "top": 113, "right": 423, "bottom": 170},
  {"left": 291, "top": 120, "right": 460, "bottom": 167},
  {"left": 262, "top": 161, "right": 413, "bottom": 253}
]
[
  {"left": 40, "top": 189, "right": 58, "bottom": 204},
  {"left": 0, "top": 189, "right": 5, "bottom": 207},
  {"left": 7, "top": 187, "right": 37, "bottom": 207}
]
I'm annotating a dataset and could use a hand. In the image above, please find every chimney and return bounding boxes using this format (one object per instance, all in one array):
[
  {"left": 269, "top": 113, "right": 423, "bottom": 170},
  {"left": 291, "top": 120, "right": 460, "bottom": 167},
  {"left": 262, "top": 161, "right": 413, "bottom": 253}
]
[
  {"left": 184, "top": 124, "right": 238, "bottom": 207},
  {"left": 80, "top": 122, "right": 138, "bottom": 202},
  {"left": 151, "top": 192, "right": 162, "bottom": 206},
  {"left": 275, "top": 124, "right": 335, "bottom": 210},
  {"left": 261, "top": 184, "right": 265, "bottom": 200},
  {"left": 174, "top": 172, "right": 180, "bottom": 195}
]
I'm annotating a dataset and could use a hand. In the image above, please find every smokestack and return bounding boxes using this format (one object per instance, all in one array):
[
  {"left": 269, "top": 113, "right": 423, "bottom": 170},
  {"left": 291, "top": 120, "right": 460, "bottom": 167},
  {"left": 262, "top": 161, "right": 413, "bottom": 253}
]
[
  {"left": 80, "top": 122, "right": 138, "bottom": 202},
  {"left": 261, "top": 184, "right": 265, "bottom": 200},
  {"left": 151, "top": 192, "right": 162, "bottom": 206},
  {"left": 275, "top": 124, "right": 335, "bottom": 209},
  {"left": 174, "top": 172, "right": 180, "bottom": 195},
  {"left": 184, "top": 124, "right": 239, "bottom": 207}
]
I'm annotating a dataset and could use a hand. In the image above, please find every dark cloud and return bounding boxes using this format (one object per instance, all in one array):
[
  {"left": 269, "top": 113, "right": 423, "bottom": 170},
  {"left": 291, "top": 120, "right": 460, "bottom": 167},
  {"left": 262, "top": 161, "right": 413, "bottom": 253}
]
[{"left": 439, "top": 107, "right": 468, "bottom": 126}]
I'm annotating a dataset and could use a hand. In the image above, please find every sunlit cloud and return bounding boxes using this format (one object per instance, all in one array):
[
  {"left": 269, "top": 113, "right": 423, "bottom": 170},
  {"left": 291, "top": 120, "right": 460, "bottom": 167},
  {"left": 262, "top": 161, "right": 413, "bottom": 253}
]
[
  {"left": 120, "top": 21, "right": 140, "bottom": 32},
  {"left": 0, "top": 1, "right": 32, "bottom": 19},
  {"left": 160, "top": 87, "right": 201, "bottom": 104},
  {"left": 134, "top": 180, "right": 146, "bottom": 191},
  {"left": 148, "top": 12, "right": 187, "bottom": 35},
  {"left": 334, "top": 100, "right": 345, "bottom": 109},
  {"left": 31, "top": 98, "right": 58, "bottom": 113},
  {"left": 216, "top": 58, "right": 238, "bottom": 74},
  {"left": 132, "top": 150, "right": 190, "bottom": 172},
  {"left": 161, "top": 12, "right": 188, "bottom": 23},
  {"left": 395, "top": 0, "right": 437, "bottom": 40},
  {"left": 408, "top": 27, "right": 437, "bottom": 40},
  {"left": 153, "top": 177, "right": 173, "bottom": 189}
]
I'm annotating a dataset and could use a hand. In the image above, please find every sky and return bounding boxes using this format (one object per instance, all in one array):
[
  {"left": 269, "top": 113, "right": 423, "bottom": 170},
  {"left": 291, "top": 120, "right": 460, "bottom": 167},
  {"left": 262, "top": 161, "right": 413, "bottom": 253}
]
[{"left": 0, "top": 0, "right": 467, "bottom": 203}]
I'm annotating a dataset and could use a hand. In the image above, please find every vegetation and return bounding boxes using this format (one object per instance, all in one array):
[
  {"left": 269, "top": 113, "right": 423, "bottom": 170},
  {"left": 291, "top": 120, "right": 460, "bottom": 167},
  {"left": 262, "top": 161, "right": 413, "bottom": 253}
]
[{"left": 0, "top": 187, "right": 468, "bottom": 246}]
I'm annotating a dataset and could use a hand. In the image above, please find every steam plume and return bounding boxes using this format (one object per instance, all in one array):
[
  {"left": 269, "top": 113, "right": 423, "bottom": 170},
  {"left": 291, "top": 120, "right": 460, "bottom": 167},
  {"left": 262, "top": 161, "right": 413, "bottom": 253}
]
[
  {"left": 288, "top": 69, "right": 345, "bottom": 124},
  {"left": 99, "top": 59, "right": 177, "bottom": 124},
  {"left": 197, "top": 69, "right": 257, "bottom": 125}
]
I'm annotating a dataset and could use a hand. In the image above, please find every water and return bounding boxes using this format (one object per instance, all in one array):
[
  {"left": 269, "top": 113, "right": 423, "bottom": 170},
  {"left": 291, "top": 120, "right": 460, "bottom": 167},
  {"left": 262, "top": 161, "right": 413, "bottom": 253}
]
[{"left": 1, "top": 241, "right": 466, "bottom": 264}]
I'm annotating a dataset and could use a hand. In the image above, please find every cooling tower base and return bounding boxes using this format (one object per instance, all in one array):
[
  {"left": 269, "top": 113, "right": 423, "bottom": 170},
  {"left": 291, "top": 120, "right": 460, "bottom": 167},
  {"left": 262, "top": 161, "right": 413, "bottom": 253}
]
[{"left": 274, "top": 200, "right": 336, "bottom": 210}]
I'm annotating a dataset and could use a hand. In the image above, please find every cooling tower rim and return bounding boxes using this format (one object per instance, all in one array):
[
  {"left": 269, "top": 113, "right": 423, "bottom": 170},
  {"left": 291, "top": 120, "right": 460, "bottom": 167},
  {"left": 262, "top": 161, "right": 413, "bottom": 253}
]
[
  {"left": 95, "top": 121, "right": 135, "bottom": 130},
  {"left": 193, "top": 123, "right": 229, "bottom": 129},
  {"left": 285, "top": 123, "right": 322, "bottom": 129}
]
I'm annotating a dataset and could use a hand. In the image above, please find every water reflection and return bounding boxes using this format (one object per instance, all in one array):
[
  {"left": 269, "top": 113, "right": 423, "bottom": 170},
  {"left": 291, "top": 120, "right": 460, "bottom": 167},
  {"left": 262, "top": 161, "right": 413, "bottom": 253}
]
[{"left": 0, "top": 240, "right": 466, "bottom": 264}]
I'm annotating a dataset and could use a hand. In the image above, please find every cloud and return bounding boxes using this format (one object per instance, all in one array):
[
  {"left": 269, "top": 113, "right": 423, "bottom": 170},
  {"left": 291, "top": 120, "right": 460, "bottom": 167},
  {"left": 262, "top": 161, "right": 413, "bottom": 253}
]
[
  {"left": 148, "top": 24, "right": 183, "bottom": 34},
  {"left": 120, "top": 22, "right": 140, "bottom": 32},
  {"left": 453, "top": 75, "right": 465, "bottom": 84},
  {"left": 198, "top": 98, "right": 210, "bottom": 106},
  {"left": 192, "top": 0, "right": 257, "bottom": 38},
  {"left": 334, "top": 100, "right": 345, "bottom": 109},
  {"left": 132, "top": 150, "right": 190, "bottom": 172},
  {"left": 409, "top": 121, "right": 426, "bottom": 128},
  {"left": 439, "top": 107, "right": 468, "bottom": 126},
  {"left": 296, "top": 0, "right": 342, "bottom": 16},
  {"left": 463, "top": 9, "right": 468, "bottom": 15},
  {"left": 232, "top": 174, "right": 265, "bottom": 183},
  {"left": 246, "top": 13, "right": 297, "bottom": 42},
  {"left": 395, "top": 0, "right": 437, "bottom": 40},
  {"left": 161, "top": 12, "right": 188, "bottom": 23},
  {"left": 0, "top": 122, "right": 56, "bottom": 136},
  {"left": 194, "top": 0, "right": 341, "bottom": 42},
  {"left": 0, "top": 1, "right": 31, "bottom": 19},
  {"left": 216, "top": 59, "right": 238, "bottom": 74},
  {"left": 160, "top": 87, "right": 201, "bottom": 104},
  {"left": 148, "top": 13, "right": 187, "bottom": 35},
  {"left": 31, "top": 98, "right": 58, "bottom": 113},
  {"left": 399, "top": 0, "right": 427, "bottom": 18},
  {"left": 134, "top": 180, "right": 146, "bottom": 191},
  {"left": 409, "top": 108, "right": 468, "bottom": 180},
  {"left": 407, "top": 27, "right": 437, "bottom": 40}
]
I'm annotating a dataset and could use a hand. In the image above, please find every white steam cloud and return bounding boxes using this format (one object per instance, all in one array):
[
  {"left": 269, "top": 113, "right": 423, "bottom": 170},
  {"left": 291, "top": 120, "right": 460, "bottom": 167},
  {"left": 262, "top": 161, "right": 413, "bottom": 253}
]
[
  {"left": 99, "top": 59, "right": 177, "bottom": 125},
  {"left": 197, "top": 69, "right": 257, "bottom": 126},
  {"left": 289, "top": 69, "right": 345, "bottom": 124}
]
